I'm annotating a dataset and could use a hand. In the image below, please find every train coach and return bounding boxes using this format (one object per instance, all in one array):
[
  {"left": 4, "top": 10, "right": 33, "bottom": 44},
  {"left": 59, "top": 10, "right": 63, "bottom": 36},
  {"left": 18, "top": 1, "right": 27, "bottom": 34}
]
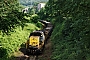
[{"left": 25, "top": 20, "right": 53, "bottom": 55}]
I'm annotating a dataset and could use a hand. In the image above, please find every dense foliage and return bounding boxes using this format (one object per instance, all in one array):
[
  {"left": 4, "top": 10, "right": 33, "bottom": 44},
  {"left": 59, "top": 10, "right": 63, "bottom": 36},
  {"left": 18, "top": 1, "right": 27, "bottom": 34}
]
[
  {"left": 0, "top": 23, "right": 39, "bottom": 60},
  {"left": 38, "top": 0, "right": 90, "bottom": 60},
  {"left": 0, "top": 0, "right": 41, "bottom": 60},
  {"left": 0, "top": 0, "right": 29, "bottom": 33}
]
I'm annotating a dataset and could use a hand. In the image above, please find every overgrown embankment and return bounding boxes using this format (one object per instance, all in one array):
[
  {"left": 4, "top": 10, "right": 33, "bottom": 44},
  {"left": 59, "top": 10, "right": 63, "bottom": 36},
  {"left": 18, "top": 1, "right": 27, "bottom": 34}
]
[
  {"left": 0, "top": 0, "right": 42, "bottom": 60},
  {"left": 0, "top": 23, "right": 39, "bottom": 60},
  {"left": 38, "top": 0, "right": 90, "bottom": 60},
  {"left": 0, "top": 14, "right": 41, "bottom": 60},
  {"left": 51, "top": 18, "right": 90, "bottom": 60}
]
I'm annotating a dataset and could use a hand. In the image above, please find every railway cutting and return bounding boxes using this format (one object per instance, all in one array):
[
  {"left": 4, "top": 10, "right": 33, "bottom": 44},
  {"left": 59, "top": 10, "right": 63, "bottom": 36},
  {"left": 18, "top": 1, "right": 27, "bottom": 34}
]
[{"left": 14, "top": 20, "right": 53, "bottom": 60}]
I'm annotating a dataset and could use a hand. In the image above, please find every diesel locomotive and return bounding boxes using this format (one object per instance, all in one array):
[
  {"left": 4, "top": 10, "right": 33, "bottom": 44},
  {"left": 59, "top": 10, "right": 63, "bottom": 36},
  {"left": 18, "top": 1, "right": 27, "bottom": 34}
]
[{"left": 25, "top": 20, "right": 53, "bottom": 55}]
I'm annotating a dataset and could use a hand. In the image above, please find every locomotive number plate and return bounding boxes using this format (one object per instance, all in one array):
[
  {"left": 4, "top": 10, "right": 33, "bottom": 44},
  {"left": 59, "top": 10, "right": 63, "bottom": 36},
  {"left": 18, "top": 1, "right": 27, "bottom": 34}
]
[{"left": 30, "top": 36, "right": 39, "bottom": 46}]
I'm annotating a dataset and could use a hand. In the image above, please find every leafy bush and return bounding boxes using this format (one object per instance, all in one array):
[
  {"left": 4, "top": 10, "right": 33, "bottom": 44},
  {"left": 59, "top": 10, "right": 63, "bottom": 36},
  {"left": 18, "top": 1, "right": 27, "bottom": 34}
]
[
  {"left": 30, "top": 14, "right": 40, "bottom": 23},
  {"left": 39, "top": 0, "right": 90, "bottom": 60},
  {"left": 0, "top": 23, "right": 39, "bottom": 60},
  {"left": 0, "top": 0, "right": 29, "bottom": 33},
  {"left": 0, "top": 47, "right": 7, "bottom": 58}
]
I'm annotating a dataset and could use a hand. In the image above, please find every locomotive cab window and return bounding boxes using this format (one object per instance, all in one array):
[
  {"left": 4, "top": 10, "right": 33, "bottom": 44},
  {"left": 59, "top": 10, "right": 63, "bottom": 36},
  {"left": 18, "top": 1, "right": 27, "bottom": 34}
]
[
  {"left": 30, "top": 32, "right": 45, "bottom": 42},
  {"left": 30, "top": 33, "right": 41, "bottom": 36}
]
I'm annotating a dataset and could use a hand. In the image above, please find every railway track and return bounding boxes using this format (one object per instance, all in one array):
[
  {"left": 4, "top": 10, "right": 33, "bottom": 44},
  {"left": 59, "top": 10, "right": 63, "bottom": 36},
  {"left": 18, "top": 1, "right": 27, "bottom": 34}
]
[
  {"left": 15, "top": 55, "right": 38, "bottom": 60},
  {"left": 27, "top": 55, "right": 38, "bottom": 60},
  {"left": 15, "top": 38, "right": 51, "bottom": 60}
]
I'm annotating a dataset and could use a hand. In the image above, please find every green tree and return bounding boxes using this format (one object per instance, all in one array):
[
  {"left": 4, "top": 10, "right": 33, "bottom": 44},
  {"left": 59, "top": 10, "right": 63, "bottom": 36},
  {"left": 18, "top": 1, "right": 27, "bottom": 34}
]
[
  {"left": 0, "top": 0, "right": 28, "bottom": 33},
  {"left": 38, "top": 0, "right": 90, "bottom": 60}
]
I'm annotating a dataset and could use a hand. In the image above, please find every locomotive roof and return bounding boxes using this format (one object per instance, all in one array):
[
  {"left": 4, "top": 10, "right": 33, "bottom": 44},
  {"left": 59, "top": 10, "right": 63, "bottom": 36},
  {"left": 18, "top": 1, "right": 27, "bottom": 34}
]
[
  {"left": 30, "top": 30, "right": 44, "bottom": 36},
  {"left": 39, "top": 20, "right": 51, "bottom": 24},
  {"left": 45, "top": 27, "right": 52, "bottom": 29},
  {"left": 32, "top": 30, "right": 44, "bottom": 34}
]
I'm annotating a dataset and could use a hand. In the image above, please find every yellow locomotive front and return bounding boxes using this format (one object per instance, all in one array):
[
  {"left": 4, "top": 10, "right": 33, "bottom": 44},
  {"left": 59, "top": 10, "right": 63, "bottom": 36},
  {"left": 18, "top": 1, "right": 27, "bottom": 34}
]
[
  {"left": 29, "top": 36, "right": 39, "bottom": 48},
  {"left": 26, "top": 31, "right": 45, "bottom": 55}
]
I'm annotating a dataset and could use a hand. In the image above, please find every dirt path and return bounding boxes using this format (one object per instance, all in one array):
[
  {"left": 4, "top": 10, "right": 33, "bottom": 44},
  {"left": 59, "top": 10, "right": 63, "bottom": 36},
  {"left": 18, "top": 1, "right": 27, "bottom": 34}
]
[
  {"left": 38, "top": 39, "right": 52, "bottom": 60},
  {"left": 13, "top": 38, "right": 52, "bottom": 60}
]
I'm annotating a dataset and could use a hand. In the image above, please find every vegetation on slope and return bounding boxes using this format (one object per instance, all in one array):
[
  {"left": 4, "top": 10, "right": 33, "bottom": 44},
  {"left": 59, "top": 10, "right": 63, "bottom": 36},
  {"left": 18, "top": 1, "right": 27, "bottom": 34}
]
[
  {"left": 0, "top": 0, "right": 29, "bottom": 33},
  {"left": 0, "top": 23, "right": 39, "bottom": 60},
  {"left": 0, "top": 0, "right": 41, "bottom": 60},
  {"left": 38, "top": 0, "right": 90, "bottom": 60},
  {"left": 0, "top": 14, "right": 42, "bottom": 60}
]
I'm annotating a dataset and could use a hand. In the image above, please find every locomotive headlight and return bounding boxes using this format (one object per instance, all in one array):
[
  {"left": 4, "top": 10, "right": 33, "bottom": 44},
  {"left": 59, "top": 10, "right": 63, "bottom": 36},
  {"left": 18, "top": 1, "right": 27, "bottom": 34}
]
[
  {"left": 36, "top": 45, "right": 39, "bottom": 48},
  {"left": 29, "top": 45, "right": 32, "bottom": 47}
]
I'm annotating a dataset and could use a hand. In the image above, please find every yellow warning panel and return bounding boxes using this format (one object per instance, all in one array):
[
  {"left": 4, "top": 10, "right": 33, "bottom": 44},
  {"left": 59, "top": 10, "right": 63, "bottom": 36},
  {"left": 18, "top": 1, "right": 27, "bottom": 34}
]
[{"left": 29, "top": 36, "right": 39, "bottom": 46}]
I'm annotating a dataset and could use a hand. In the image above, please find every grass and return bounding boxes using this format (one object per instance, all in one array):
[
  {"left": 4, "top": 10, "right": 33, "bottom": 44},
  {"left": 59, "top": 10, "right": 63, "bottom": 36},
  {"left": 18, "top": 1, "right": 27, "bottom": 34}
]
[{"left": 0, "top": 22, "right": 40, "bottom": 60}]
